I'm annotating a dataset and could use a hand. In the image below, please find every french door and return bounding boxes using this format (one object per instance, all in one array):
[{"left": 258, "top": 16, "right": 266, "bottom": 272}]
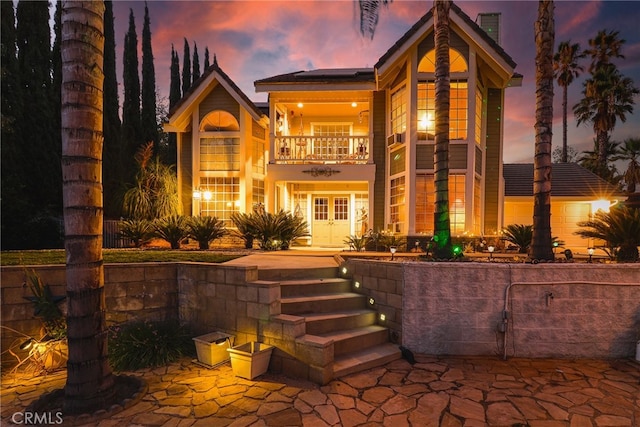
[{"left": 312, "top": 196, "right": 350, "bottom": 246}]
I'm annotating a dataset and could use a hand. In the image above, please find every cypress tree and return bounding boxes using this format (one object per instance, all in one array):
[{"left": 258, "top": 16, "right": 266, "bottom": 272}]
[
  {"left": 182, "top": 38, "right": 191, "bottom": 94},
  {"left": 141, "top": 2, "right": 159, "bottom": 152},
  {"left": 204, "top": 46, "right": 210, "bottom": 70},
  {"left": 122, "top": 8, "right": 141, "bottom": 188},
  {"left": 16, "top": 0, "right": 61, "bottom": 247},
  {"left": 103, "top": 0, "right": 123, "bottom": 218},
  {"left": 1, "top": 1, "right": 27, "bottom": 248},
  {"left": 170, "top": 45, "right": 181, "bottom": 108},
  {"left": 192, "top": 42, "right": 200, "bottom": 82},
  {"left": 165, "top": 45, "right": 181, "bottom": 166}
]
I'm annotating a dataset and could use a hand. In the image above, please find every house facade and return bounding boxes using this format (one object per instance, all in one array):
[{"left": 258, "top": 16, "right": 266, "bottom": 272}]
[{"left": 166, "top": 4, "right": 522, "bottom": 247}]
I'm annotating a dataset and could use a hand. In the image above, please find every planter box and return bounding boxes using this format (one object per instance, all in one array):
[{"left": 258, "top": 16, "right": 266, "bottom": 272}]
[
  {"left": 227, "top": 342, "right": 274, "bottom": 380},
  {"left": 193, "top": 332, "right": 234, "bottom": 367}
]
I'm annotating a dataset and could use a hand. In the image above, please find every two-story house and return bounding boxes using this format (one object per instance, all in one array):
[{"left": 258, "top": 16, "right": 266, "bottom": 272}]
[{"left": 166, "top": 4, "right": 521, "bottom": 247}]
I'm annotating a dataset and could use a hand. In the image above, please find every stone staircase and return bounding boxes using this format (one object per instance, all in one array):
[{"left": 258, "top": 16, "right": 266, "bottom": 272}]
[{"left": 260, "top": 267, "right": 401, "bottom": 384}]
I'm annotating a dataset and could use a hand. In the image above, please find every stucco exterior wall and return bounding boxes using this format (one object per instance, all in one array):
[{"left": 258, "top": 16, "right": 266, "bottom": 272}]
[{"left": 346, "top": 260, "right": 640, "bottom": 359}]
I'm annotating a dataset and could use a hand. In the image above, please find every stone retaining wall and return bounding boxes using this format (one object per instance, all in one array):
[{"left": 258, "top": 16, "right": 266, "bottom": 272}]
[
  {"left": 3, "top": 261, "right": 639, "bottom": 369},
  {"left": 345, "top": 260, "right": 640, "bottom": 359},
  {"left": 1, "top": 263, "right": 180, "bottom": 367}
]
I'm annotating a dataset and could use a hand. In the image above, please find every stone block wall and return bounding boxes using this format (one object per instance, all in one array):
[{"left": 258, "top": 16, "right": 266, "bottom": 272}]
[
  {"left": 345, "top": 260, "right": 640, "bottom": 359},
  {"left": 1, "top": 263, "right": 180, "bottom": 367}
]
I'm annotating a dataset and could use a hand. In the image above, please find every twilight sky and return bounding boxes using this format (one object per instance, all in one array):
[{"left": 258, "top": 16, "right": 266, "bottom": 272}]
[{"left": 110, "top": 0, "right": 640, "bottom": 164}]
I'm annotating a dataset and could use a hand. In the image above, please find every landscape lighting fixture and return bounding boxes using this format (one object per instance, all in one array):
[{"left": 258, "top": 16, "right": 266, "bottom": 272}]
[
  {"left": 390, "top": 246, "right": 397, "bottom": 261},
  {"left": 368, "top": 297, "right": 375, "bottom": 306},
  {"left": 588, "top": 247, "right": 594, "bottom": 263},
  {"left": 379, "top": 313, "right": 386, "bottom": 322},
  {"left": 488, "top": 245, "right": 495, "bottom": 261}
]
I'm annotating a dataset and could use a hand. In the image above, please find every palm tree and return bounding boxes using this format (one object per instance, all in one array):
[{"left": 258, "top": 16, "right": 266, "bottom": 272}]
[
  {"left": 553, "top": 41, "right": 584, "bottom": 162},
  {"left": 432, "top": 0, "right": 453, "bottom": 259},
  {"left": 357, "top": 0, "right": 391, "bottom": 40},
  {"left": 574, "top": 29, "right": 638, "bottom": 176},
  {"left": 585, "top": 29, "right": 625, "bottom": 74},
  {"left": 531, "top": 0, "right": 555, "bottom": 261},
  {"left": 578, "top": 139, "right": 621, "bottom": 185},
  {"left": 574, "top": 66, "right": 639, "bottom": 176},
  {"left": 613, "top": 138, "right": 640, "bottom": 193},
  {"left": 61, "top": 1, "right": 115, "bottom": 413},
  {"left": 575, "top": 206, "right": 640, "bottom": 262}
]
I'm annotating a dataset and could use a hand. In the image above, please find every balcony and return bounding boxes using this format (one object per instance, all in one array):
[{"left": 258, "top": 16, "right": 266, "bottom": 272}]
[{"left": 274, "top": 135, "right": 369, "bottom": 164}]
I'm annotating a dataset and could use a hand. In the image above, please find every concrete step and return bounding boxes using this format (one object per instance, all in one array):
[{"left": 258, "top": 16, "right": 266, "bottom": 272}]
[
  {"left": 333, "top": 343, "right": 402, "bottom": 378},
  {"left": 303, "top": 309, "right": 377, "bottom": 335},
  {"left": 280, "top": 278, "right": 352, "bottom": 298},
  {"left": 258, "top": 266, "right": 339, "bottom": 281},
  {"left": 316, "top": 325, "right": 389, "bottom": 356},
  {"left": 281, "top": 292, "right": 367, "bottom": 315}
]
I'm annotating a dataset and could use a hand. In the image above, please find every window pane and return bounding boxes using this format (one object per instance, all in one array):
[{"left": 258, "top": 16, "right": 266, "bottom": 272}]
[{"left": 334, "top": 197, "right": 349, "bottom": 221}]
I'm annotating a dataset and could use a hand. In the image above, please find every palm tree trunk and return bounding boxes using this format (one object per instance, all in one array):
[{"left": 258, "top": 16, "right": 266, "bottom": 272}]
[
  {"left": 532, "top": 0, "right": 555, "bottom": 261},
  {"left": 433, "top": 0, "right": 453, "bottom": 259},
  {"left": 562, "top": 85, "right": 568, "bottom": 162},
  {"left": 61, "top": 1, "right": 115, "bottom": 413}
]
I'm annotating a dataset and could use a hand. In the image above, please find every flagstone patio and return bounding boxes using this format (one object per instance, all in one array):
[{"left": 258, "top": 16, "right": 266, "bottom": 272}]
[{"left": 2, "top": 355, "right": 638, "bottom": 426}]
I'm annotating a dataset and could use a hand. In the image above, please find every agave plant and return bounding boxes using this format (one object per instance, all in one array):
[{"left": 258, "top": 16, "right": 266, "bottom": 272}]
[
  {"left": 119, "top": 219, "right": 152, "bottom": 248},
  {"left": 151, "top": 215, "right": 188, "bottom": 249},
  {"left": 186, "top": 216, "right": 228, "bottom": 250},
  {"left": 502, "top": 224, "right": 533, "bottom": 254},
  {"left": 575, "top": 206, "right": 640, "bottom": 262}
]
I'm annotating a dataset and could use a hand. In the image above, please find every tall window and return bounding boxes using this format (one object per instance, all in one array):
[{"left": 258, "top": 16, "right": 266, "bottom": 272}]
[
  {"left": 417, "top": 81, "right": 468, "bottom": 140},
  {"left": 199, "top": 177, "right": 239, "bottom": 225},
  {"left": 415, "top": 174, "right": 465, "bottom": 234},
  {"left": 252, "top": 179, "right": 264, "bottom": 207},
  {"left": 390, "top": 86, "right": 406, "bottom": 135},
  {"left": 389, "top": 176, "right": 405, "bottom": 233},
  {"left": 252, "top": 139, "right": 265, "bottom": 174},
  {"left": 473, "top": 177, "right": 481, "bottom": 234},
  {"left": 200, "top": 138, "right": 240, "bottom": 170},
  {"left": 417, "top": 48, "right": 468, "bottom": 141},
  {"left": 475, "top": 86, "right": 483, "bottom": 146}
]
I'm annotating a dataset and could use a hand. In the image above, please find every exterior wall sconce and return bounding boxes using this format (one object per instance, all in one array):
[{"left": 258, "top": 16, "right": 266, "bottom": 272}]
[
  {"left": 390, "top": 246, "right": 397, "bottom": 261},
  {"left": 488, "top": 245, "right": 495, "bottom": 261},
  {"left": 193, "top": 190, "right": 202, "bottom": 199},
  {"left": 588, "top": 247, "right": 594, "bottom": 263}
]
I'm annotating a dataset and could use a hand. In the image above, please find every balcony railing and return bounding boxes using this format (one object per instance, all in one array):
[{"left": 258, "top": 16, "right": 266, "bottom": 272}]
[{"left": 274, "top": 136, "right": 369, "bottom": 164}]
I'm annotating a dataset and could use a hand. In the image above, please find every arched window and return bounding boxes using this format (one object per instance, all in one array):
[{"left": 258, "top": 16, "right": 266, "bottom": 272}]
[
  {"left": 417, "top": 48, "right": 468, "bottom": 140},
  {"left": 418, "top": 48, "right": 468, "bottom": 73},
  {"left": 199, "top": 110, "right": 239, "bottom": 131}
]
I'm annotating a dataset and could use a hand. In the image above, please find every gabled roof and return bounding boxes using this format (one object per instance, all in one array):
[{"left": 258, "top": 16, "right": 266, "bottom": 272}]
[
  {"left": 254, "top": 68, "right": 375, "bottom": 86},
  {"left": 375, "top": 2, "right": 516, "bottom": 71},
  {"left": 168, "top": 57, "right": 266, "bottom": 127},
  {"left": 503, "top": 163, "right": 622, "bottom": 198}
]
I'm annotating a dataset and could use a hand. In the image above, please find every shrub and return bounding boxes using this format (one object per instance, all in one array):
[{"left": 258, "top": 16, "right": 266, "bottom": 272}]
[
  {"left": 108, "top": 320, "right": 194, "bottom": 371},
  {"left": 232, "top": 209, "right": 309, "bottom": 250},
  {"left": 119, "top": 219, "right": 152, "bottom": 248},
  {"left": 186, "top": 216, "right": 227, "bottom": 250},
  {"left": 230, "top": 212, "right": 257, "bottom": 249},
  {"left": 151, "top": 215, "right": 188, "bottom": 249},
  {"left": 379, "top": 232, "right": 406, "bottom": 252},
  {"left": 344, "top": 234, "right": 369, "bottom": 252},
  {"left": 23, "top": 269, "right": 66, "bottom": 340},
  {"left": 502, "top": 224, "right": 532, "bottom": 253},
  {"left": 575, "top": 205, "right": 640, "bottom": 262}
]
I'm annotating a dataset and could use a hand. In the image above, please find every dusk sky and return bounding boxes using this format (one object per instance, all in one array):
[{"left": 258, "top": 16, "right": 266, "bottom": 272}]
[{"left": 110, "top": 1, "right": 640, "bottom": 164}]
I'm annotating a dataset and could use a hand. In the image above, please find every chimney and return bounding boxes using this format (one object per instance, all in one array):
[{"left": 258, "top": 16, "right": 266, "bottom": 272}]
[{"left": 476, "top": 13, "right": 501, "bottom": 45}]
